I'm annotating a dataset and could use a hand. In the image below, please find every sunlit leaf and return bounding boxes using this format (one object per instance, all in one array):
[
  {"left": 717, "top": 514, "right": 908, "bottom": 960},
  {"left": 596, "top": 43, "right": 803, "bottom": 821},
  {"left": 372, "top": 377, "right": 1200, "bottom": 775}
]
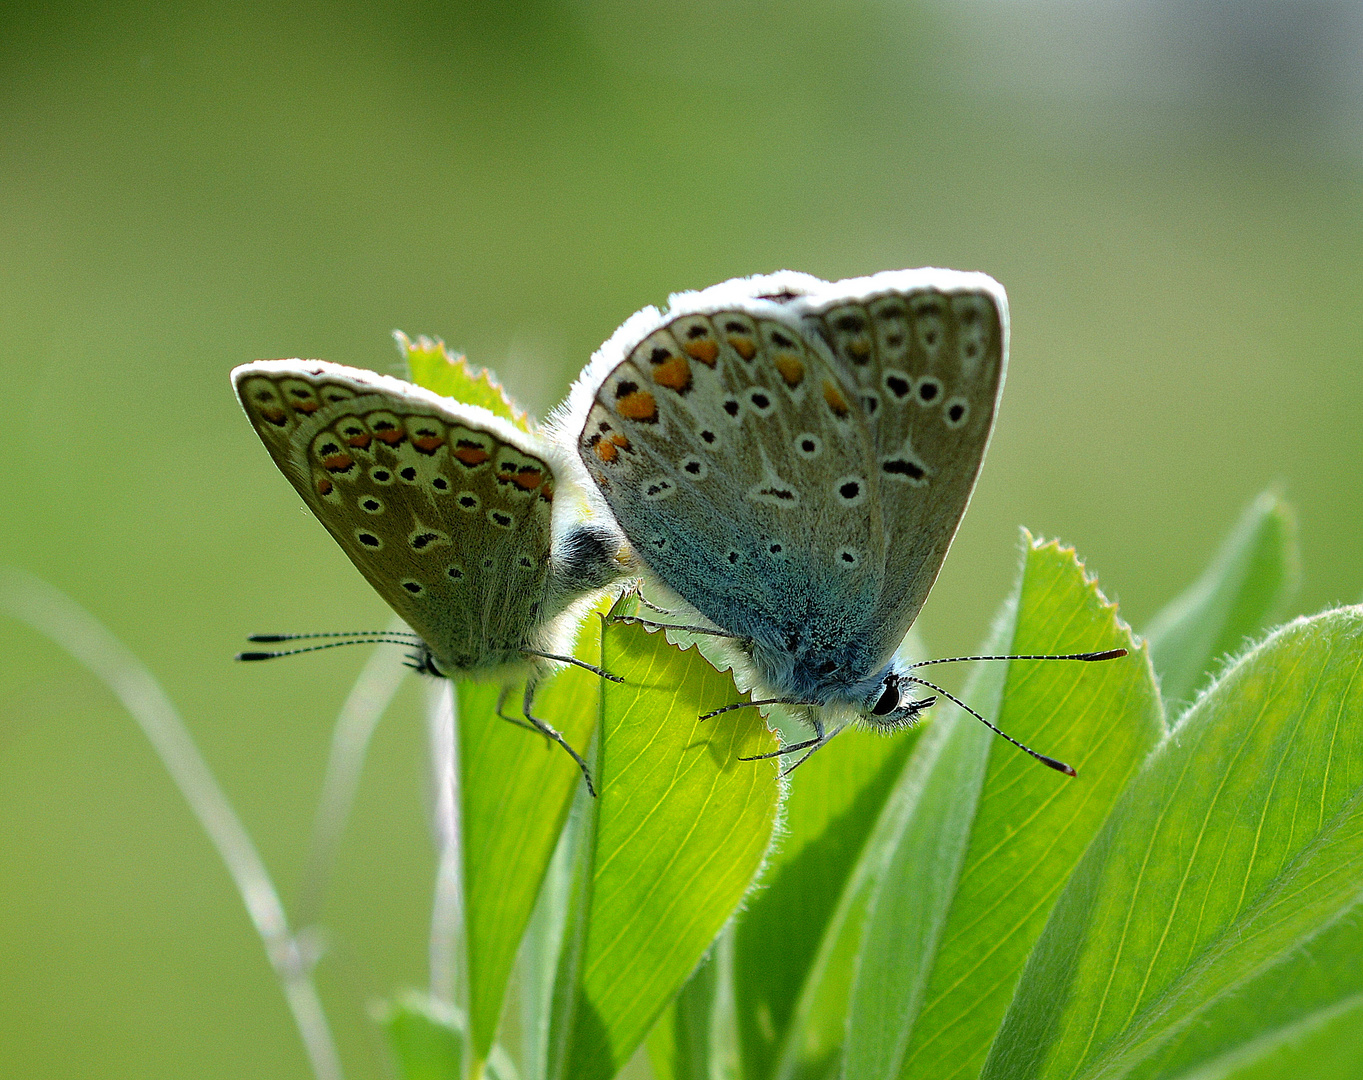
[
  {"left": 458, "top": 616, "right": 602, "bottom": 1068},
  {"left": 983, "top": 606, "right": 1363, "bottom": 1080},
  {"left": 555, "top": 620, "right": 781, "bottom": 1080},
  {"left": 846, "top": 534, "right": 1162, "bottom": 1080},
  {"left": 398, "top": 330, "right": 530, "bottom": 430},
  {"left": 647, "top": 929, "right": 738, "bottom": 1080},
  {"left": 384, "top": 993, "right": 464, "bottom": 1080},
  {"left": 840, "top": 705, "right": 992, "bottom": 1080},
  {"left": 1145, "top": 488, "right": 1299, "bottom": 711},
  {"left": 514, "top": 814, "right": 580, "bottom": 1080},
  {"left": 545, "top": 776, "right": 599, "bottom": 1080},
  {"left": 768, "top": 837, "right": 883, "bottom": 1080},
  {"left": 825, "top": 610, "right": 1013, "bottom": 1080},
  {"left": 648, "top": 998, "right": 684, "bottom": 1080},
  {"left": 735, "top": 724, "right": 920, "bottom": 1080},
  {"left": 1158, "top": 993, "right": 1363, "bottom": 1080}
]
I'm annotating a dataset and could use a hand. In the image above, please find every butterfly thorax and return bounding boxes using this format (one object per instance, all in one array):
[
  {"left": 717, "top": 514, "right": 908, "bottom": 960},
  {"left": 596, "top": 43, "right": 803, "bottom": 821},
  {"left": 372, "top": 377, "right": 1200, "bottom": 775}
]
[{"left": 745, "top": 626, "right": 897, "bottom": 709}]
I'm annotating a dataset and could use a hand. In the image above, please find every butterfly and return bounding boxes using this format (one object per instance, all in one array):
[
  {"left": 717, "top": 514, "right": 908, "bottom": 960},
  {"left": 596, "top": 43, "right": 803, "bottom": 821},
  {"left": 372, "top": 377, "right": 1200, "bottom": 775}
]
[
  {"left": 560, "top": 269, "right": 1122, "bottom": 773},
  {"left": 232, "top": 359, "right": 633, "bottom": 793}
]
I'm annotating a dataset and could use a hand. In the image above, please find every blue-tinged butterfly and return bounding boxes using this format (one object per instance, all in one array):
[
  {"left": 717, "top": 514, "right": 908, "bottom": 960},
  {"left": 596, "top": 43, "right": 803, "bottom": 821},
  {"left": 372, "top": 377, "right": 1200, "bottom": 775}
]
[
  {"left": 233, "top": 359, "right": 633, "bottom": 793},
  {"left": 560, "top": 269, "right": 1123, "bottom": 773}
]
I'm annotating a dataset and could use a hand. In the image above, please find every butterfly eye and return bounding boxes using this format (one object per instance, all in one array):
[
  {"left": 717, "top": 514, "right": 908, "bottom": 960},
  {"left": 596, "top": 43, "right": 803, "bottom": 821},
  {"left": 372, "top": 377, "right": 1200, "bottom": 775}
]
[{"left": 871, "top": 679, "right": 901, "bottom": 716}]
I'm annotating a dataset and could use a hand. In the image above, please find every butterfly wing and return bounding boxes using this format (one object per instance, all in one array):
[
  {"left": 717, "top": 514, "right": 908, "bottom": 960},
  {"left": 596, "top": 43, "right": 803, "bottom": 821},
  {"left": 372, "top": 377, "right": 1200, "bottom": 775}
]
[
  {"left": 232, "top": 360, "right": 562, "bottom": 674},
  {"left": 567, "top": 281, "right": 886, "bottom": 653},
  {"left": 795, "top": 269, "right": 1008, "bottom": 656}
]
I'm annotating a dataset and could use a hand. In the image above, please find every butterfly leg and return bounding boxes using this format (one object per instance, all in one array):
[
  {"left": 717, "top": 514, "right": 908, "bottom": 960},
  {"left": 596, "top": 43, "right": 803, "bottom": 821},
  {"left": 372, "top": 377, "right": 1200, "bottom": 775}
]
[
  {"left": 522, "top": 681, "right": 598, "bottom": 798},
  {"left": 634, "top": 594, "right": 676, "bottom": 616},
  {"left": 700, "top": 698, "right": 812, "bottom": 721},
  {"left": 495, "top": 685, "right": 542, "bottom": 736},
  {"left": 738, "top": 735, "right": 823, "bottom": 762},
  {"left": 609, "top": 581, "right": 674, "bottom": 616},
  {"left": 520, "top": 648, "right": 623, "bottom": 682},
  {"left": 739, "top": 717, "right": 839, "bottom": 776}
]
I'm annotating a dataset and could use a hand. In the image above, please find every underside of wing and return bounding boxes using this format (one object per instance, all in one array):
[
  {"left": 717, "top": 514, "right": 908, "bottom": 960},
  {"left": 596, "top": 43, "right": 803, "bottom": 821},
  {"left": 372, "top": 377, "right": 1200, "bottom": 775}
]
[
  {"left": 796, "top": 269, "right": 1009, "bottom": 652},
  {"left": 568, "top": 290, "right": 885, "bottom": 649},
  {"left": 232, "top": 360, "right": 560, "bottom": 673}
]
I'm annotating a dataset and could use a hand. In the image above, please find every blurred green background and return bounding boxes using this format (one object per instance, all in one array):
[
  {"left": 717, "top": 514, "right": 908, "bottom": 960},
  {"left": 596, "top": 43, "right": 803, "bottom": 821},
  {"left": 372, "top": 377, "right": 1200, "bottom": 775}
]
[{"left": 2, "top": 0, "right": 1360, "bottom": 1076}]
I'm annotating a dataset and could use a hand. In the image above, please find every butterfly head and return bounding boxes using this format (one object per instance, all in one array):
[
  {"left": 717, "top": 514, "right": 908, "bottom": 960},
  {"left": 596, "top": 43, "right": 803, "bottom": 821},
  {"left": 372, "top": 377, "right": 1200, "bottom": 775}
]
[
  {"left": 750, "top": 635, "right": 933, "bottom": 729},
  {"left": 406, "top": 642, "right": 447, "bottom": 678},
  {"left": 856, "top": 666, "right": 936, "bottom": 731}
]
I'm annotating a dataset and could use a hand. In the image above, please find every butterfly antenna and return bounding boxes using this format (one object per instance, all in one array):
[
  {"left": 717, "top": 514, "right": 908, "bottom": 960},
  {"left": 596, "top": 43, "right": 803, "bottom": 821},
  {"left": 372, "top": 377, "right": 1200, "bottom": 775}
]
[
  {"left": 908, "top": 648, "right": 1126, "bottom": 670},
  {"left": 901, "top": 673, "right": 1077, "bottom": 777},
  {"left": 237, "top": 638, "right": 419, "bottom": 661}
]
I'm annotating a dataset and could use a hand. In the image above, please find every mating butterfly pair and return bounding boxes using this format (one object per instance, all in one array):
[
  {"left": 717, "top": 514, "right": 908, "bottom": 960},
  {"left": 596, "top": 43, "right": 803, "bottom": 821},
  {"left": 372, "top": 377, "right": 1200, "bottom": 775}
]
[{"left": 233, "top": 269, "right": 1122, "bottom": 794}]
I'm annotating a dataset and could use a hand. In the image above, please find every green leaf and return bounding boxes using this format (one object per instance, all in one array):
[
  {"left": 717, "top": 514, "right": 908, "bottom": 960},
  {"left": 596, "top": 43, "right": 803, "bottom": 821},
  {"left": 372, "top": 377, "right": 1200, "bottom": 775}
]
[
  {"left": 770, "top": 784, "right": 915, "bottom": 1080},
  {"left": 458, "top": 617, "right": 603, "bottom": 1068},
  {"left": 1158, "top": 993, "right": 1363, "bottom": 1080},
  {"left": 846, "top": 533, "right": 1163, "bottom": 1080},
  {"left": 556, "top": 620, "right": 782, "bottom": 1080},
  {"left": 734, "top": 723, "right": 921, "bottom": 1080},
  {"left": 546, "top": 775, "right": 600, "bottom": 1080},
  {"left": 841, "top": 704, "right": 993, "bottom": 1080},
  {"left": 485, "top": 1046, "right": 524, "bottom": 1080},
  {"left": 515, "top": 814, "right": 580, "bottom": 1080},
  {"left": 1145, "top": 488, "right": 1300, "bottom": 711},
  {"left": 773, "top": 595, "right": 1006, "bottom": 1080},
  {"left": 983, "top": 605, "right": 1363, "bottom": 1080},
  {"left": 385, "top": 992, "right": 465, "bottom": 1080},
  {"left": 647, "top": 929, "right": 739, "bottom": 1080},
  {"left": 648, "top": 1000, "right": 684, "bottom": 1080},
  {"left": 397, "top": 330, "right": 530, "bottom": 430}
]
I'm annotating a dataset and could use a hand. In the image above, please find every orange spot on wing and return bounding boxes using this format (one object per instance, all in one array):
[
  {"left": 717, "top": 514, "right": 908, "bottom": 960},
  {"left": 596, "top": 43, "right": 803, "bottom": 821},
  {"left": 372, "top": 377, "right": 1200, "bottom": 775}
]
[
  {"left": 774, "top": 353, "right": 805, "bottom": 388},
  {"left": 453, "top": 444, "right": 491, "bottom": 467},
  {"left": 260, "top": 407, "right": 287, "bottom": 426},
  {"left": 322, "top": 453, "right": 355, "bottom": 473},
  {"left": 683, "top": 339, "right": 718, "bottom": 365},
  {"left": 412, "top": 435, "right": 445, "bottom": 454},
  {"left": 591, "top": 431, "right": 630, "bottom": 463},
  {"left": 617, "top": 389, "right": 658, "bottom": 422},
  {"left": 728, "top": 335, "right": 757, "bottom": 361},
  {"left": 293, "top": 399, "right": 320, "bottom": 414},
  {"left": 823, "top": 380, "right": 851, "bottom": 418},
  {"left": 373, "top": 426, "right": 405, "bottom": 446},
  {"left": 345, "top": 432, "right": 372, "bottom": 449},
  {"left": 652, "top": 355, "right": 693, "bottom": 393},
  {"left": 498, "top": 467, "right": 543, "bottom": 491},
  {"left": 316, "top": 477, "right": 333, "bottom": 496}
]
